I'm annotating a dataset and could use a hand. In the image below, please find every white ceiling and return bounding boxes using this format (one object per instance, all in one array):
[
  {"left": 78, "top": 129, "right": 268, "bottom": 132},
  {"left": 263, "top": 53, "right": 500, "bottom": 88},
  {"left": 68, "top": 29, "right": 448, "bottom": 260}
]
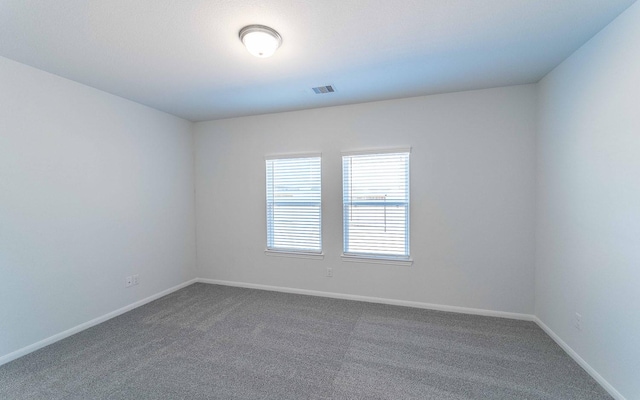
[{"left": 0, "top": 1, "right": 635, "bottom": 122}]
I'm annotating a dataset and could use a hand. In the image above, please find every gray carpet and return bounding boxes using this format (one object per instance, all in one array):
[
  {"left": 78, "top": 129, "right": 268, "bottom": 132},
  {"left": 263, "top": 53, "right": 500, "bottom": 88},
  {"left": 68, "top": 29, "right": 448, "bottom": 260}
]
[{"left": 0, "top": 283, "right": 611, "bottom": 399}]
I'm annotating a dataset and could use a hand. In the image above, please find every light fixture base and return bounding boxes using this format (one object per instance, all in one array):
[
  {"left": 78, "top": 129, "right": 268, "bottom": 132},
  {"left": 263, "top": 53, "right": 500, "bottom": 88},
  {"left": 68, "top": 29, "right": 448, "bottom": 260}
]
[{"left": 239, "top": 25, "right": 282, "bottom": 58}]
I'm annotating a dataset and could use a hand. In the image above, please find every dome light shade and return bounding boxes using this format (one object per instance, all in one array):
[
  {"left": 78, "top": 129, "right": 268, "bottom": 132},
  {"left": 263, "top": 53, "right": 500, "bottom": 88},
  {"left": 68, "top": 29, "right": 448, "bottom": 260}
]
[{"left": 239, "top": 25, "right": 282, "bottom": 58}]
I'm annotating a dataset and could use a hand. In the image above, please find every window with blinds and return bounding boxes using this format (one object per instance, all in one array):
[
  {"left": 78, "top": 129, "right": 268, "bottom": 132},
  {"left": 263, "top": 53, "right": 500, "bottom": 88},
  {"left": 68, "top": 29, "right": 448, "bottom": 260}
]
[
  {"left": 342, "top": 151, "right": 410, "bottom": 259},
  {"left": 266, "top": 155, "right": 322, "bottom": 253}
]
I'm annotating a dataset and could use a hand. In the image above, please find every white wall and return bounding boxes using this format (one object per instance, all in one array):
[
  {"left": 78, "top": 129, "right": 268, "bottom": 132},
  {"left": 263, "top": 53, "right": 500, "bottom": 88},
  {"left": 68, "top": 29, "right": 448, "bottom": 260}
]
[
  {"left": 536, "top": 2, "right": 640, "bottom": 399},
  {"left": 195, "top": 85, "right": 537, "bottom": 315},
  {"left": 0, "top": 57, "right": 197, "bottom": 359}
]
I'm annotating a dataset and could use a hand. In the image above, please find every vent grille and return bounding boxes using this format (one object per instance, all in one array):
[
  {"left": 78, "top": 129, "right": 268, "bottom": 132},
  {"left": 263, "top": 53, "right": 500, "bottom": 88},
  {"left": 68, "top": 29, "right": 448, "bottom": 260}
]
[{"left": 312, "top": 85, "right": 335, "bottom": 94}]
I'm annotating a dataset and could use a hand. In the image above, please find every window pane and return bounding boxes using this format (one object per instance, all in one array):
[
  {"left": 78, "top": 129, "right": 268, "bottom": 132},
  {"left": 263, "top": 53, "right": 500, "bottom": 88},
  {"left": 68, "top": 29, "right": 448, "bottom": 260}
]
[
  {"left": 343, "top": 152, "right": 410, "bottom": 258},
  {"left": 266, "top": 156, "right": 321, "bottom": 252}
]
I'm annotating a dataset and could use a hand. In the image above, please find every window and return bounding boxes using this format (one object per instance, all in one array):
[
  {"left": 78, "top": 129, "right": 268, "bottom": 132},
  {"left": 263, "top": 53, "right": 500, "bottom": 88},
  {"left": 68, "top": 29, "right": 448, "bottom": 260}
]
[
  {"left": 342, "top": 150, "right": 410, "bottom": 262},
  {"left": 266, "top": 155, "right": 322, "bottom": 255}
]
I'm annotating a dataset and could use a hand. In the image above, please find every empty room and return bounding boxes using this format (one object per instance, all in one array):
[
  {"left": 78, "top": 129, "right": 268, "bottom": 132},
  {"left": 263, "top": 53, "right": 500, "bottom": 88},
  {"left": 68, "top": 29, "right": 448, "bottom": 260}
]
[{"left": 1, "top": 1, "right": 638, "bottom": 399}]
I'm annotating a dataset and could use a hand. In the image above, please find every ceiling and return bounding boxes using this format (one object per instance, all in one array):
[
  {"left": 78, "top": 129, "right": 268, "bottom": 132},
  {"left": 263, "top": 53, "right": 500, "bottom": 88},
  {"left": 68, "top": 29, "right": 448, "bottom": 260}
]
[{"left": 0, "top": 0, "right": 635, "bottom": 122}]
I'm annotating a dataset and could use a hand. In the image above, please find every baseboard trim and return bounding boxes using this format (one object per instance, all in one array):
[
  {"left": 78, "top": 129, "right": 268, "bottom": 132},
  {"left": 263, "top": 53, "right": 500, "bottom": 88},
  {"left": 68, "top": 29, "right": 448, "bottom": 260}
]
[
  {"left": 0, "top": 278, "right": 198, "bottom": 367},
  {"left": 533, "top": 317, "right": 625, "bottom": 400},
  {"left": 197, "top": 278, "right": 534, "bottom": 321}
]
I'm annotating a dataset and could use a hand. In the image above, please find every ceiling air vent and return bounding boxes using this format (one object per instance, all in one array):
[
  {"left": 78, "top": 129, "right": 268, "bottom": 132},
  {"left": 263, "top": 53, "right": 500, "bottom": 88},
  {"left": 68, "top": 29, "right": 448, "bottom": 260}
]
[{"left": 312, "top": 85, "right": 335, "bottom": 94}]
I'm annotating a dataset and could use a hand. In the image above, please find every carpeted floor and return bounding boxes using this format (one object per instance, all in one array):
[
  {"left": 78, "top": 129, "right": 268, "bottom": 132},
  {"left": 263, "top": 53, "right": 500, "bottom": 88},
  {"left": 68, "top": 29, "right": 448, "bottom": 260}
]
[{"left": 0, "top": 283, "right": 611, "bottom": 399}]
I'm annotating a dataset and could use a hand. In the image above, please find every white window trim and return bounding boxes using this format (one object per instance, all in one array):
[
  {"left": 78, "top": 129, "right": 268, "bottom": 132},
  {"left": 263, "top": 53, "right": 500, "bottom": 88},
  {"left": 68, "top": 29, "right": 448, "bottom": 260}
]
[
  {"left": 341, "top": 253, "right": 413, "bottom": 266},
  {"left": 265, "top": 152, "right": 322, "bottom": 160},
  {"left": 342, "top": 147, "right": 411, "bottom": 157},
  {"left": 265, "top": 249, "right": 325, "bottom": 260}
]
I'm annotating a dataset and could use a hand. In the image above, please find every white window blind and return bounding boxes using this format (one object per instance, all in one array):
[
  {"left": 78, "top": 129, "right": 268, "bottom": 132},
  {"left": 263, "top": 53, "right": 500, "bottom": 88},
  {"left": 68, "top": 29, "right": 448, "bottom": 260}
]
[
  {"left": 342, "top": 151, "right": 410, "bottom": 259},
  {"left": 266, "top": 156, "right": 322, "bottom": 253}
]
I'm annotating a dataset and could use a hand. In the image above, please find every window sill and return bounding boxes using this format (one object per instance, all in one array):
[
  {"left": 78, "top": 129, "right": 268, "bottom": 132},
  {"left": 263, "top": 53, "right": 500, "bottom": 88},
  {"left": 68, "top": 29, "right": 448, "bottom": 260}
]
[
  {"left": 341, "top": 254, "right": 413, "bottom": 266},
  {"left": 265, "top": 250, "right": 325, "bottom": 260}
]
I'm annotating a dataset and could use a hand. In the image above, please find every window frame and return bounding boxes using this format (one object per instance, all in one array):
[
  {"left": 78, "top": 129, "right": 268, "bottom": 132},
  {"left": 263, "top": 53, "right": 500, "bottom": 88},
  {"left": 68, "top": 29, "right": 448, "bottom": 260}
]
[
  {"left": 341, "top": 148, "right": 412, "bottom": 266},
  {"left": 264, "top": 153, "right": 324, "bottom": 260}
]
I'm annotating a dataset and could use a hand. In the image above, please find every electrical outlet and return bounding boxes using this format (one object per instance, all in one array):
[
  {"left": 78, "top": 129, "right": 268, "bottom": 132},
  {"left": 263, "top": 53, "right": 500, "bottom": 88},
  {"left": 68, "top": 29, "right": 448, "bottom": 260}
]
[
  {"left": 574, "top": 312, "right": 582, "bottom": 331},
  {"left": 132, "top": 274, "right": 139, "bottom": 286},
  {"left": 326, "top": 268, "right": 333, "bottom": 277},
  {"left": 125, "top": 276, "right": 133, "bottom": 288}
]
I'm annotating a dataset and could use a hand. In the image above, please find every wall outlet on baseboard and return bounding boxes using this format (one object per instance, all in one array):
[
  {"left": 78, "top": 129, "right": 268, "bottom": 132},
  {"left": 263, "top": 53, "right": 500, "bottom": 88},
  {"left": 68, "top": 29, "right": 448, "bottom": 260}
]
[
  {"left": 574, "top": 312, "right": 582, "bottom": 331},
  {"left": 326, "top": 268, "right": 333, "bottom": 277}
]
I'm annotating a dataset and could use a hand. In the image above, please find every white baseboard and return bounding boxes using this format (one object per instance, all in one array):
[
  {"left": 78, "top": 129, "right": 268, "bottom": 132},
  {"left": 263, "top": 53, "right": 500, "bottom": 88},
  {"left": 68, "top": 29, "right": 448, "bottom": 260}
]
[
  {"left": 533, "top": 317, "right": 625, "bottom": 400},
  {"left": 197, "top": 278, "right": 535, "bottom": 321},
  {"left": 0, "top": 278, "right": 198, "bottom": 367}
]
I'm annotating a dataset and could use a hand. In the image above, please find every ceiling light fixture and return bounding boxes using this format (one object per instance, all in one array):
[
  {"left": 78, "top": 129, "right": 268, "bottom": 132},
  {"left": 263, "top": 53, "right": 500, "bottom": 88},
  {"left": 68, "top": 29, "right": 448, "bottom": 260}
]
[{"left": 239, "top": 25, "right": 282, "bottom": 58}]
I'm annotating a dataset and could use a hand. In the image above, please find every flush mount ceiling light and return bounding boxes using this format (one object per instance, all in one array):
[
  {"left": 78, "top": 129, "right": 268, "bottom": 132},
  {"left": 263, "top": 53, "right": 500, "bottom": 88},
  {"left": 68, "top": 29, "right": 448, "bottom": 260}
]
[{"left": 239, "top": 25, "right": 282, "bottom": 58}]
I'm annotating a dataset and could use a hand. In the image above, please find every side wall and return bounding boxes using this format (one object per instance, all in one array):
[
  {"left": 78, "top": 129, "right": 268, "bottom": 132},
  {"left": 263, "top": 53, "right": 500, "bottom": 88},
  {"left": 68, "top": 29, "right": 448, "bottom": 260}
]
[
  {"left": 536, "top": 2, "right": 640, "bottom": 399},
  {"left": 195, "top": 85, "right": 537, "bottom": 315},
  {"left": 0, "top": 57, "right": 197, "bottom": 360}
]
